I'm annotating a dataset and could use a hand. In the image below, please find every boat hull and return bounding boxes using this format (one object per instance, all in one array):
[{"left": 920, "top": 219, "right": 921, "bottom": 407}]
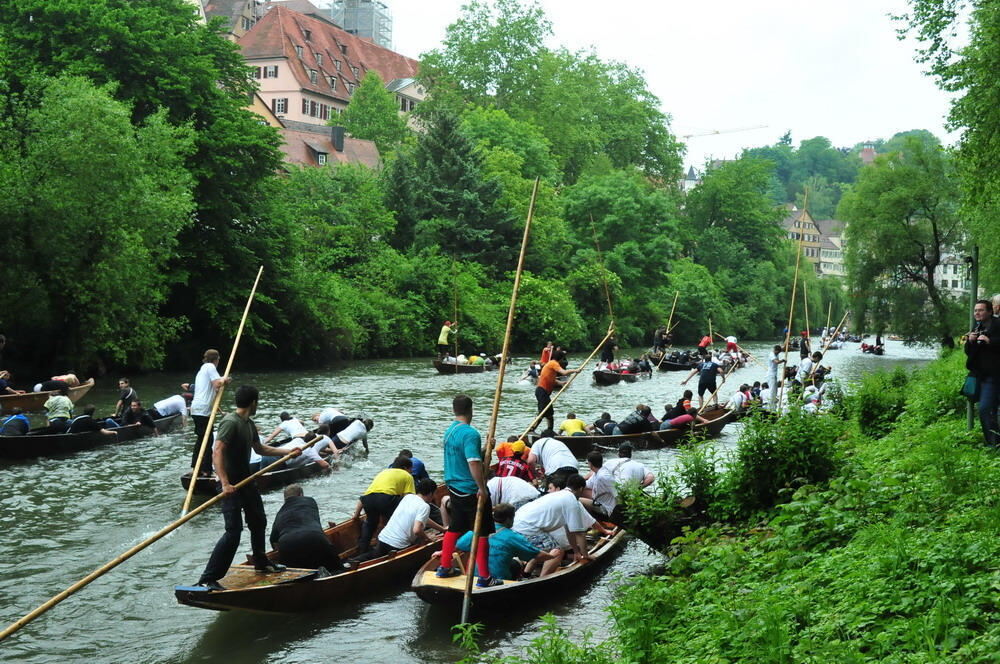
[
  {"left": 0, "top": 378, "right": 96, "bottom": 413},
  {"left": 0, "top": 412, "right": 180, "bottom": 459},
  {"left": 432, "top": 360, "right": 489, "bottom": 374}
]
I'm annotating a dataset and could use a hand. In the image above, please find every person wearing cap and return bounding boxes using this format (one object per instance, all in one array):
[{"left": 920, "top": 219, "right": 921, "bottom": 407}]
[
  {"left": 496, "top": 440, "right": 536, "bottom": 483},
  {"left": 437, "top": 321, "right": 457, "bottom": 358},
  {"left": 604, "top": 444, "right": 654, "bottom": 488}
]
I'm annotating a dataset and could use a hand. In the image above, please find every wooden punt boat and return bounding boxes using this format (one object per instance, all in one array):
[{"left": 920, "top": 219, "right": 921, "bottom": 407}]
[
  {"left": 0, "top": 378, "right": 96, "bottom": 413},
  {"left": 655, "top": 358, "right": 697, "bottom": 372},
  {"left": 432, "top": 360, "right": 490, "bottom": 374},
  {"left": 529, "top": 406, "right": 734, "bottom": 457},
  {"left": 592, "top": 370, "right": 649, "bottom": 386},
  {"left": 174, "top": 490, "right": 447, "bottom": 613},
  {"left": 180, "top": 452, "right": 337, "bottom": 495},
  {"left": 0, "top": 412, "right": 181, "bottom": 459},
  {"left": 411, "top": 526, "right": 627, "bottom": 609}
]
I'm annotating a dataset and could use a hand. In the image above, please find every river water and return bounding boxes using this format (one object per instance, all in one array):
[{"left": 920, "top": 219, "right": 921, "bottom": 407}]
[{"left": 0, "top": 340, "right": 936, "bottom": 663}]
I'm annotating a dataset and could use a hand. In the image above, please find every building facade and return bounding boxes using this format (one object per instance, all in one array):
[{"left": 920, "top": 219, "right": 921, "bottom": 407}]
[
  {"left": 240, "top": 5, "right": 420, "bottom": 126},
  {"left": 330, "top": 0, "right": 393, "bottom": 49},
  {"left": 781, "top": 207, "right": 846, "bottom": 279}
]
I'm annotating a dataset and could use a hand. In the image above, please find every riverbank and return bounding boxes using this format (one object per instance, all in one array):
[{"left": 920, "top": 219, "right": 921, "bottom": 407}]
[{"left": 478, "top": 350, "right": 1000, "bottom": 663}]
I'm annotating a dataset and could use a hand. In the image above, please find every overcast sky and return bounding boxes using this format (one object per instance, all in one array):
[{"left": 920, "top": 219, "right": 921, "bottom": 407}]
[{"left": 388, "top": 0, "right": 957, "bottom": 171}]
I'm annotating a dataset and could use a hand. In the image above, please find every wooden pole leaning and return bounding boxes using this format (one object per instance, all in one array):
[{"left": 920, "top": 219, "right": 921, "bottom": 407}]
[
  {"left": 777, "top": 235, "right": 806, "bottom": 412},
  {"left": 182, "top": 265, "right": 264, "bottom": 515},
  {"left": 713, "top": 332, "right": 761, "bottom": 366},
  {"left": 698, "top": 361, "right": 740, "bottom": 415},
  {"left": 0, "top": 435, "right": 324, "bottom": 643},
  {"left": 461, "top": 178, "right": 539, "bottom": 624},
  {"left": 517, "top": 324, "right": 615, "bottom": 441},
  {"left": 808, "top": 311, "right": 850, "bottom": 385},
  {"left": 589, "top": 215, "right": 615, "bottom": 323},
  {"left": 803, "top": 279, "right": 811, "bottom": 341},
  {"left": 824, "top": 301, "right": 833, "bottom": 339},
  {"left": 655, "top": 291, "right": 681, "bottom": 370}
]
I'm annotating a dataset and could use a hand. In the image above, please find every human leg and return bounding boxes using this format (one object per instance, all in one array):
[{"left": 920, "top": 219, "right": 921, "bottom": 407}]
[
  {"left": 242, "top": 487, "right": 269, "bottom": 564},
  {"left": 197, "top": 494, "right": 244, "bottom": 584},
  {"left": 534, "top": 387, "right": 553, "bottom": 431},
  {"left": 979, "top": 377, "right": 999, "bottom": 446},
  {"left": 191, "top": 415, "right": 214, "bottom": 475}
]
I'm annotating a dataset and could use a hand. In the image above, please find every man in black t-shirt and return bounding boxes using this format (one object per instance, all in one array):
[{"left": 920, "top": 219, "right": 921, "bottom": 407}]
[
  {"left": 270, "top": 484, "right": 345, "bottom": 573},
  {"left": 196, "top": 385, "right": 303, "bottom": 590},
  {"left": 67, "top": 405, "right": 116, "bottom": 435},
  {"left": 114, "top": 378, "right": 137, "bottom": 418}
]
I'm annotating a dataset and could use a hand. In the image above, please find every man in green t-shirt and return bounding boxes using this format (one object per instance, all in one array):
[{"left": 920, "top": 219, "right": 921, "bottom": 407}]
[{"left": 196, "top": 385, "right": 303, "bottom": 591}]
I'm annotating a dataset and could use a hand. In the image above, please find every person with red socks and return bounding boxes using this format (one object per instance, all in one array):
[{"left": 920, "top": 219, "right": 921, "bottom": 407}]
[{"left": 436, "top": 394, "right": 502, "bottom": 587}]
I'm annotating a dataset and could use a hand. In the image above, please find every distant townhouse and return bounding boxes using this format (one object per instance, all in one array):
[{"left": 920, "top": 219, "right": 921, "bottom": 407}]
[
  {"left": 934, "top": 255, "right": 973, "bottom": 298},
  {"left": 278, "top": 120, "right": 380, "bottom": 168},
  {"left": 203, "top": 0, "right": 264, "bottom": 39},
  {"left": 239, "top": 4, "right": 422, "bottom": 126},
  {"left": 781, "top": 207, "right": 847, "bottom": 279}
]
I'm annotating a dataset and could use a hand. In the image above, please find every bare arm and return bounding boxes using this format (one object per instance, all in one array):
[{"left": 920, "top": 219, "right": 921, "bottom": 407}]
[
  {"left": 262, "top": 425, "right": 283, "bottom": 445},
  {"left": 567, "top": 529, "right": 590, "bottom": 560},
  {"left": 411, "top": 520, "right": 428, "bottom": 543},
  {"left": 213, "top": 439, "right": 232, "bottom": 495},
  {"left": 468, "top": 459, "right": 487, "bottom": 494},
  {"left": 681, "top": 368, "right": 697, "bottom": 384},
  {"left": 352, "top": 499, "right": 363, "bottom": 520},
  {"left": 641, "top": 472, "right": 654, "bottom": 488},
  {"left": 251, "top": 436, "right": 301, "bottom": 459}
]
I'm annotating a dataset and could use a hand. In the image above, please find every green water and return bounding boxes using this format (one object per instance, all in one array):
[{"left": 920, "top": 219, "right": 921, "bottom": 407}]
[{"left": 0, "top": 340, "right": 935, "bottom": 663}]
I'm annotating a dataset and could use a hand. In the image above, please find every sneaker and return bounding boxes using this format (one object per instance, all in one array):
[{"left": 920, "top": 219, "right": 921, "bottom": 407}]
[
  {"left": 476, "top": 576, "right": 503, "bottom": 588},
  {"left": 198, "top": 580, "right": 226, "bottom": 592},
  {"left": 435, "top": 565, "right": 461, "bottom": 578},
  {"left": 254, "top": 560, "right": 286, "bottom": 574}
]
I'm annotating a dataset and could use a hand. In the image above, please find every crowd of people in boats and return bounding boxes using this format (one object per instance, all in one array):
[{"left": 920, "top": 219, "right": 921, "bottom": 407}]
[{"left": 190, "top": 388, "right": 639, "bottom": 592}]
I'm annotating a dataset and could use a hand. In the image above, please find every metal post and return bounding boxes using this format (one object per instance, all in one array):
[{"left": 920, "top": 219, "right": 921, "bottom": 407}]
[{"left": 968, "top": 245, "right": 979, "bottom": 431}]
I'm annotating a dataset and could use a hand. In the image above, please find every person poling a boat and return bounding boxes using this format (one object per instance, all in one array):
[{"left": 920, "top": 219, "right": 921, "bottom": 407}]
[
  {"left": 681, "top": 355, "right": 725, "bottom": 409},
  {"left": 352, "top": 478, "right": 444, "bottom": 563},
  {"left": 435, "top": 394, "right": 502, "bottom": 587},
  {"left": 535, "top": 350, "right": 580, "bottom": 432},
  {"left": 451, "top": 502, "right": 559, "bottom": 580},
  {"left": 190, "top": 349, "right": 232, "bottom": 478},
  {"left": 194, "top": 385, "right": 299, "bottom": 591},
  {"left": 270, "top": 484, "right": 346, "bottom": 575},
  {"left": 352, "top": 456, "right": 416, "bottom": 554},
  {"left": 437, "top": 320, "right": 457, "bottom": 358},
  {"left": 697, "top": 332, "right": 713, "bottom": 357}
]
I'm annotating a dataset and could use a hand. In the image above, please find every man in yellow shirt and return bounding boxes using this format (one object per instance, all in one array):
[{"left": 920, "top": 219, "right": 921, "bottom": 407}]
[
  {"left": 437, "top": 320, "right": 457, "bottom": 358},
  {"left": 353, "top": 456, "right": 416, "bottom": 553},
  {"left": 559, "top": 413, "right": 588, "bottom": 437}
]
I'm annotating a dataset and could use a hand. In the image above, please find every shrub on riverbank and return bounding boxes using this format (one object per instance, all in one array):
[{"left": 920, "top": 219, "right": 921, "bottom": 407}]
[{"left": 480, "top": 351, "right": 1000, "bottom": 662}]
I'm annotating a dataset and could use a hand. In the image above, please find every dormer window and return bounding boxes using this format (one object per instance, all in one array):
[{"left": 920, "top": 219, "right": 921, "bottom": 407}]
[
  {"left": 330, "top": 77, "right": 338, "bottom": 90},
  {"left": 351, "top": 66, "right": 359, "bottom": 78},
  {"left": 348, "top": 83, "right": 355, "bottom": 94},
  {"left": 316, "top": 53, "right": 323, "bottom": 65},
  {"left": 304, "top": 29, "right": 312, "bottom": 41},
  {"left": 295, "top": 45, "right": 303, "bottom": 58},
  {"left": 334, "top": 60, "right": 342, "bottom": 71},
  {"left": 317, "top": 152, "right": 327, "bottom": 166},
  {"left": 309, "top": 69, "right": 318, "bottom": 84}
]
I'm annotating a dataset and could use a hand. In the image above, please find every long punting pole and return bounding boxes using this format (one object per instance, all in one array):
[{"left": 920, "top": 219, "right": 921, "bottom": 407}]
[
  {"left": 803, "top": 279, "right": 811, "bottom": 341},
  {"left": 182, "top": 265, "right": 264, "bottom": 515},
  {"left": 808, "top": 310, "right": 850, "bottom": 384},
  {"left": 778, "top": 230, "right": 806, "bottom": 412},
  {"left": 698, "top": 361, "right": 740, "bottom": 414},
  {"left": 460, "top": 178, "right": 539, "bottom": 624},
  {"left": 824, "top": 301, "right": 833, "bottom": 339},
  {"left": 452, "top": 261, "right": 460, "bottom": 373},
  {"left": 655, "top": 291, "right": 680, "bottom": 369},
  {"left": 0, "top": 434, "right": 326, "bottom": 642},
  {"left": 589, "top": 216, "right": 615, "bottom": 323}
]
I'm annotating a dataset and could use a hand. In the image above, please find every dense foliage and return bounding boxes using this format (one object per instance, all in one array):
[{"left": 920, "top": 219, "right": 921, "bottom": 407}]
[{"left": 467, "top": 351, "right": 1000, "bottom": 663}]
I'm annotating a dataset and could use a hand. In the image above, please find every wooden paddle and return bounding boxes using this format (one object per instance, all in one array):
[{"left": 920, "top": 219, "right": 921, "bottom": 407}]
[
  {"left": 0, "top": 432, "right": 328, "bottom": 642},
  {"left": 182, "top": 265, "right": 264, "bottom": 515},
  {"left": 461, "top": 178, "right": 539, "bottom": 624}
]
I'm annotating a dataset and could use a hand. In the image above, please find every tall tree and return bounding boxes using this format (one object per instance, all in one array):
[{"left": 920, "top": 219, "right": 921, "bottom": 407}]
[
  {"left": 838, "top": 136, "right": 965, "bottom": 343},
  {"left": 339, "top": 71, "right": 410, "bottom": 154}
]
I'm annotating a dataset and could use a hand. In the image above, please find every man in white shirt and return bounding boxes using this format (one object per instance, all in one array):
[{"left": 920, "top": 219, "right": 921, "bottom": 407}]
[
  {"left": 525, "top": 435, "right": 579, "bottom": 486},
  {"left": 324, "top": 417, "right": 373, "bottom": 455},
  {"left": 580, "top": 451, "right": 618, "bottom": 520},
  {"left": 189, "top": 349, "right": 230, "bottom": 476},
  {"left": 767, "top": 344, "right": 785, "bottom": 409},
  {"left": 603, "top": 444, "right": 654, "bottom": 488},
  {"left": 312, "top": 407, "right": 345, "bottom": 426},
  {"left": 512, "top": 474, "right": 600, "bottom": 561},
  {"left": 487, "top": 475, "right": 542, "bottom": 510},
  {"left": 355, "top": 479, "right": 441, "bottom": 561},
  {"left": 148, "top": 394, "right": 188, "bottom": 425},
  {"left": 262, "top": 412, "right": 309, "bottom": 444}
]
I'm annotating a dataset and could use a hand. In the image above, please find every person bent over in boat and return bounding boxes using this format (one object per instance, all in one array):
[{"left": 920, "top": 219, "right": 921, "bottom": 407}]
[
  {"left": 147, "top": 393, "right": 189, "bottom": 426},
  {"left": 487, "top": 474, "right": 542, "bottom": 510},
  {"left": 195, "top": 385, "right": 298, "bottom": 591},
  {"left": 525, "top": 433, "right": 578, "bottom": 488},
  {"left": 0, "top": 408, "right": 30, "bottom": 435},
  {"left": 558, "top": 413, "right": 588, "bottom": 437},
  {"left": 0, "top": 370, "right": 25, "bottom": 396},
  {"left": 322, "top": 417, "right": 373, "bottom": 457},
  {"left": 36, "top": 386, "right": 73, "bottom": 434},
  {"left": 353, "top": 456, "right": 416, "bottom": 554},
  {"left": 396, "top": 449, "right": 430, "bottom": 480},
  {"left": 580, "top": 451, "right": 620, "bottom": 524},
  {"left": 354, "top": 478, "right": 443, "bottom": 563},
  {"left": 604, "top": 444, "right": 654, "bottom": 488},
  {"left": 496, "top": 441, "right": 536, "bottom": 483},
  {"left": 613, "top": 404, "right": 656, "bottom": 436},
  {"left": 453, "top": 502, "right": 559, "bottom": 580},
  {"left": 436, "top": 394, "right": 501, "bottom": 587},
  {"left": 659, "top": 408, "right": 709, "bottom": 431},
  {"left": 270, "top": 484, "right": 345, "bottom": 575},
  {"left": 589, "top": 412, "right": 617, "bottom": 435},
  {"left": 512, "top": 474, "right": 611, "bottom": 566},
  {"left": 68, "top": 405, "right": 116, "bottom": 435}
]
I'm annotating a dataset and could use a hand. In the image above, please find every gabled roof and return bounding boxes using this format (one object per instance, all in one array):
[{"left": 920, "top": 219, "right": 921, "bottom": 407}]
[
  {"left": 203, "top": 1, "right": 247, "bottom": 27},
  {"left": 241, "top": 6, "right": 419, "bottom": 102},
  {"left": 278, "top": 124, "right": 380, "bottom": 168},
  {"left": 814, "top": 219, "right": 844, "bottom": 237},
  {"left": 820, "top": 236, "right": 840, "bottom": 251},
  {"left": 781, "top": 207, "right": 819, "bottom": 232}
]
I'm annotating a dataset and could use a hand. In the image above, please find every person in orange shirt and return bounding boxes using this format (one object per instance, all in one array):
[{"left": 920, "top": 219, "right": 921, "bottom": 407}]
[
  {"left": 539, "top": 341, "right": 554, "bottom": 364},
  {"left": 534, "top": 350, "right": 579, "bottom": 432}
]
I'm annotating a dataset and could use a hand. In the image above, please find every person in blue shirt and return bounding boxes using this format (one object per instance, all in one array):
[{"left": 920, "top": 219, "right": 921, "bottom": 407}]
[
  {"left": 394, "top": 449, "right": 429, "bottom": 481},
  {"left": 435, "top": 394, "right": 501, "bottom": 587},
  {"left": 454, "top": 503, "right": 559, "bottom": 580},
  {"left": 681, "top": 356, "right": 725, "bottom": 409},
  {"left": 0, "top": 408, "right": 30, "bottom": 435}
]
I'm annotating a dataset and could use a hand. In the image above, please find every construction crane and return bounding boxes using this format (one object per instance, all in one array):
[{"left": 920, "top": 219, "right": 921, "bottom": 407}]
[{"left": 681, "top": 125, "right": 769, "bottom": 140}]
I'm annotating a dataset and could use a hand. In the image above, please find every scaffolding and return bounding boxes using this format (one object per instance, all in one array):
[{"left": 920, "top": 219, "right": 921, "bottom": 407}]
[{"left": 330, "top": 0, "right": 393, "bottom": 49}]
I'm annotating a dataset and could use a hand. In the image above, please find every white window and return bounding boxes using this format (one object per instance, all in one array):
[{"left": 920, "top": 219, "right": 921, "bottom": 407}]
[
  {"left": 351, "top": 66, "right": 359, "bottom": 78},
  {"left": 330, "top": 77, "right": 338, "bottom": 90},
  {"left": 348, "top": 83, "right": 355, "bottom": 94},
  {"left": 309, "top": 69, "right": 318, "bottom": 84},
  {"left": 241, "top": 17, "right": 253, "bottom": 31},
  {"left": 296, "top": 45, "right": 303, "bottom": 58},
  {"left": 272, "top": 97, "right": 288, "bottom": 114},
  {"left": 264, "top": 65, "right": 278, "bottom": 78},
  {"left": 317, "top": 153, "right": 327, "bottom": 165},
  {"left": 316, "top": 53, "right": 323, "bottom": 65},
  {"left": 334, "top": 60, "right": 342, "bottom": 72}
]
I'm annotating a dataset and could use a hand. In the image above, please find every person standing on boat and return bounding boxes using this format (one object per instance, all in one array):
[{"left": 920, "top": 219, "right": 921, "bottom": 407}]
[
  {"left": 697, "top": 333, "right": 713, "bottom": 357},
  {"left": 270, "top": 484, "right": 345, "bottom": 573},
  {"left": 540, "top": 341, "right": 554, "bottom": 364},
  {"left": 682, "top": 354, "right": 723, "bottom": 409},
  {"left": 437, "top": 321, "right": 457, "bottom": 358},
  {"left": 435, "top": 394, "right": 501, "bottom": 587},
  {"left": 535, "top": 350, "right": 579, "bottom": 432},
  {"left": 196, "top": 385, "right": 296, "bottom": 591},
  {"left": 190, "top": 349, "right": 231, "bottom": 477},
  {"left": 599, "top": 336, "right": 617, "bottom": 364},
  {"left": 766, "top": 345, "right": 785, "bottom": 409}
]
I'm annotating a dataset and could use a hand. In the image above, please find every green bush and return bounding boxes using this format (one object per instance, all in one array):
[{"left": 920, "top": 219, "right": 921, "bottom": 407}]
[{"left": 847, "top": 366, "right": 910, "bottom": 438}]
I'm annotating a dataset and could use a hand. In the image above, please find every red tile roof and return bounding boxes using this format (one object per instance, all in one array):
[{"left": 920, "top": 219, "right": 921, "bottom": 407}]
[
  {"left": 277, "top": 122, "right": 381, "bottom": 169},
  {"left": 241, "top": 6, "right": 419, "bottom": 102}
]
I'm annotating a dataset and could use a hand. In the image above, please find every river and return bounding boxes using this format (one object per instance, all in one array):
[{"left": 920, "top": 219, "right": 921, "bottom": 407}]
[{"left": 0, "top": 340, "right": 936, "bottom": 663}]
